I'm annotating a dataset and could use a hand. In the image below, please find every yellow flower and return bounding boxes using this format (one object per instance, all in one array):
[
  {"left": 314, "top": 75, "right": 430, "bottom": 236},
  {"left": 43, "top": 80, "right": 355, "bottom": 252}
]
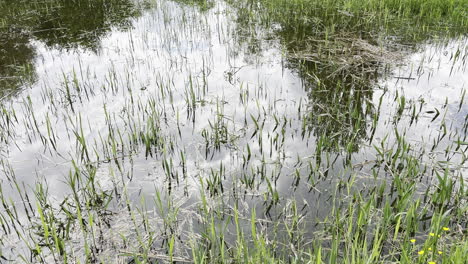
[
  {"left": 438, "top": 251, "right": 443, "bottom": 255},
  {"left": 429, "top": 232, "right": 435, "bottom": 237},
  {"left": 410, "top": 239, "right": 416, "bottom": 243},
  {"left": 443, "top": 227, "right": 450, "bottom": 231},
  {"left": 428, "top": 262, "right": 436, "bottom": 264},
  {"left": 418, "top": 250, "right": 425, "bottom": 255},
  {"left": 428, "top": 247, "right": 432, "bottom": 251}
]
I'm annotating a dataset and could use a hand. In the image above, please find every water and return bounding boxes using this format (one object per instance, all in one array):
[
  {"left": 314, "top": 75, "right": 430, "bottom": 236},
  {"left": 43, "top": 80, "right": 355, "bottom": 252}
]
[{"left": 0, "top": 0, "right": 467, "bottom": 261}]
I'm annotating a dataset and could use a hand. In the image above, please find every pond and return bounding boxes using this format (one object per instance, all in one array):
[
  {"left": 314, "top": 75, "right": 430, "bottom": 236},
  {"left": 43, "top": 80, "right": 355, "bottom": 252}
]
[{"left": 0, "top": 0, "right": 467, "bottom": 262}]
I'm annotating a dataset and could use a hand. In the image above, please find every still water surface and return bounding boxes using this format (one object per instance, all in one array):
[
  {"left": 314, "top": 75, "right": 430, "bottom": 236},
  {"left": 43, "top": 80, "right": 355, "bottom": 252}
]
[{"left": 0, "top": 0, "right": 466, "bottom": 261}]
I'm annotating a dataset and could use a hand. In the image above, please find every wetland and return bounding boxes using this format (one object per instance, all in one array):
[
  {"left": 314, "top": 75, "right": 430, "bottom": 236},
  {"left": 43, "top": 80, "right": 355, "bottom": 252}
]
[{"left": 0, "top": 0, "right": 467, "bottom": 263}]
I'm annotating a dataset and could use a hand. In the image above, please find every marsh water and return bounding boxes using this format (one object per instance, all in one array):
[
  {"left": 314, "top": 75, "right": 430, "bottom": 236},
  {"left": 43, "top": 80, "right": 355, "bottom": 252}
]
[{"left": 0, "top": 0, "right": 467, "bottom": 262}]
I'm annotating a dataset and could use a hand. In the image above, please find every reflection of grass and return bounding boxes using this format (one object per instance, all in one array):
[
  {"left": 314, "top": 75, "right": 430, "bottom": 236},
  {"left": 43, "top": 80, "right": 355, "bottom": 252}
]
[
  {"left": 229, "top": 0, "right": 467, "bottom": 70},
  {"left": 227, "top": 0, "right": 466, "bottom": 154},
  {"left": 0, "top": 0, "right": 467, "bottom": 263},
  {"left": 0, "top": 0, "right": 146, "bottom": 96},
  {"left": 0, "top": 0, "right": 144, "bottom": 50},
  {"left": 0, "top": 27, "right": 36, "bottom": 97},
  {"left": 218, "top": 1, "right": 468, "bottom": 263},
  {"left": 32, "top": 0, "right": 143, "bottom": 50}
]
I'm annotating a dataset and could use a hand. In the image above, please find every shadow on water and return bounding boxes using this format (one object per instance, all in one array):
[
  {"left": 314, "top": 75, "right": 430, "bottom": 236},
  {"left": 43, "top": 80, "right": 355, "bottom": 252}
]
[{"left": 0, "top": 0, "right": 145, "bottom": 96}]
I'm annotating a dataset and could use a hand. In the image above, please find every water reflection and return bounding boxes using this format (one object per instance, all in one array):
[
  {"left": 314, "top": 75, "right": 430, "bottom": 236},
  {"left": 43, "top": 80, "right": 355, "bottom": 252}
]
[
  {"left": 0, "top": 0, "right": 145, "bottom": 95},
  {"left": 227, "top": 0, "right": 466, "bottom": 154},
  {"left": 299, "top": 59, "right": 376, "bottom": 153},
  {"left": 31, "top": 0, "right": 142, "bottom": 50},
  {"left": 0, "top": 26, "right": 36, "bottom": 97},
  {"left": 0, "top": 0, "right": 466, "bottom": 261},
  {"left": 227, "top": 4, "right": 385, "bottom": 154}
]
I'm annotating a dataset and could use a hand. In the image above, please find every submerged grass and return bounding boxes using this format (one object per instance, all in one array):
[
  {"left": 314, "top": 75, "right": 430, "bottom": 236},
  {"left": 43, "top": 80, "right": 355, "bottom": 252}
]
[{"left": 0, "top": 0, "right": 467, "bottom": 263}]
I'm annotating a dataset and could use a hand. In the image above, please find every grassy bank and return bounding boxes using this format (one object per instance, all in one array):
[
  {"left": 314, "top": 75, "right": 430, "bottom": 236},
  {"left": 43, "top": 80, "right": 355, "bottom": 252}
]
[{"left": 249, "top": 0, "right": 467, "bottom": 35}]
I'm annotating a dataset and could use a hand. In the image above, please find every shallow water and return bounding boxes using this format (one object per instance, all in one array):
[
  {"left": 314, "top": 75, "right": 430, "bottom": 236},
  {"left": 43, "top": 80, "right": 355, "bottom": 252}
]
[{"left": 0, "top": 0, "right": 467, "bottom": 261}]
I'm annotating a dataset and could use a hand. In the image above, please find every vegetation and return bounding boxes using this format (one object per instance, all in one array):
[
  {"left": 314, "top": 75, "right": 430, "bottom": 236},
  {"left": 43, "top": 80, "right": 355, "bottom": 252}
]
[{"left": 0, "top": 0, "right": 467, "bottom": 263}]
